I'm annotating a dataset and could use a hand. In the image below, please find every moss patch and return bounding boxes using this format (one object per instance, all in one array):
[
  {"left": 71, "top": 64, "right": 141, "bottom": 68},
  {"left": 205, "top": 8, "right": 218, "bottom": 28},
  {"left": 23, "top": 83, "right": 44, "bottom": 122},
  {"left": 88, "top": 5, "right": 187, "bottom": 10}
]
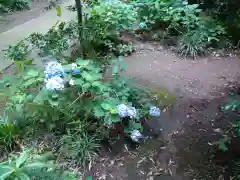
[{"left": 150, "top": 87, "right": 176, "bottom": 108}]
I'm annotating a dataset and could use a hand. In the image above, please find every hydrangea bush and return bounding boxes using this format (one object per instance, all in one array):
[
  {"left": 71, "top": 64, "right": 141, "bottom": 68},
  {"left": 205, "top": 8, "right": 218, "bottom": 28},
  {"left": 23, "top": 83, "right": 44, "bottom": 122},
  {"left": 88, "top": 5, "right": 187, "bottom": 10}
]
[{"left": 1, "top": 57, "right": 161, "bottom": 143}]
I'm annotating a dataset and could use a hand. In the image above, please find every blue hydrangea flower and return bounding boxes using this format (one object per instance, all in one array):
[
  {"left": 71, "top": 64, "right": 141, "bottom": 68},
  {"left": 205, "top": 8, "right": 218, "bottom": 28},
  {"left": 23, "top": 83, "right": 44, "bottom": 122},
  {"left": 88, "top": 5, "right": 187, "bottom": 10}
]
[
  {"left": 45, "top": 76, "right": 64, "bottom": 91},
  {"left": 72, "top": 68, "right": 81, "bottom": 75},
  {"left": 149, "top": 106, "right": 161, "bottom": 117},
  {"left": 117, "top": 104, "right": 138, "bottom": 118},
  {"left": 139, "top": 22, "right": 147, "bottom": 29},
  {"left": 130, "top": 129, "right": 144, "bottom": 142},
  {"left": 117, "top": 104, "right": 128, "bottom": 118},
  {"left": 127, "top": 107, "right": 137, "bottom": 119},
  {"left": 44, "top": 62, "right": 64, "bottom": 79}
]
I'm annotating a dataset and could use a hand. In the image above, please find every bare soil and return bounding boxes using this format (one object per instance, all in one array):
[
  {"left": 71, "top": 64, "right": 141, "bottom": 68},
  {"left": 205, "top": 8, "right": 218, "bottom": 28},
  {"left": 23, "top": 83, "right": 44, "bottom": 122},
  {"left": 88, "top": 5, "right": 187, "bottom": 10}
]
[
  {"left": 86, "top": 42, "right": 240, "bottom": 180},
  {"left": 0, "top": 0, "right": 65, "bottom": 34}
]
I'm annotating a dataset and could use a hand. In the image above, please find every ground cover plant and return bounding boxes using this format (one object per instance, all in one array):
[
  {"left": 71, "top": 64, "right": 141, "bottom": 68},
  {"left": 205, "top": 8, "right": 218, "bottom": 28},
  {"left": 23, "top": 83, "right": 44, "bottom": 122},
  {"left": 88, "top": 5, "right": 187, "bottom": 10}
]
[
  {"left": 129, "top": 0, "right": 227, "bottom": 57},
  {"left": 0, "top": 0, "right": 32, "bottom": 12},
  {"left": 1, "top": 0, "right": 240, "bottom": 178},
  {"left": 0, "top": 1, "right": 162, "bottom": 177}
]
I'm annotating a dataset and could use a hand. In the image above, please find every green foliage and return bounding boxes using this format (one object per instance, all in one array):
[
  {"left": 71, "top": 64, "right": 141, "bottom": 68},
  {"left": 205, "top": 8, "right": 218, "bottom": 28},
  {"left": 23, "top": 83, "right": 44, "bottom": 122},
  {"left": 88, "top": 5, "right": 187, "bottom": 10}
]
[
  {"left": 60, "top": 132, "right": 101, "bottom": 166},
  {"left": 0, "top": 68, "right": 44, "bottom": 125},
  {"left": 1, "top": 56, "right": 154, "bottom": 165},
  {"left": 1, "top": 1, "right": 159, "bottom": 170},
  {"left": 133, "top": 0, "right": 226, "bottom": 57},
  {"left": 27, "top": 21, "right": 78, "bottom": 58},
  {"left": 6, "top": 1, "right": 137, "bottom": 63},
  {"left": 81, "top": 0, "right": 137, "bottom": 58},
  {"left": 178, "top": 21, "right": 225, "bottom": 57},
  {"left": 0, "top": 115, "right": 18, "bottom": 150},
  {"left": 215, "top": 94, "right": 240, "bottom": 152},
  {"left": 14, "top": 0, "right": 31, "bottom": 10},
  {"left": 0, "top": 149, "right": 58, "bottom": 179},
  {"left": 0, "top": 0, "right": 31, "bottom": 11}
]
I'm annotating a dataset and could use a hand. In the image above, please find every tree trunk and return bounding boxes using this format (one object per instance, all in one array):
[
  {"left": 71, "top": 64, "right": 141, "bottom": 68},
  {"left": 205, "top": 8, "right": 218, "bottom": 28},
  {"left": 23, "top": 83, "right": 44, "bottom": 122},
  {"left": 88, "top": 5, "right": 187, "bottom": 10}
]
[{"left": 74, "top": 0, "right": 84, "bottom": 57}]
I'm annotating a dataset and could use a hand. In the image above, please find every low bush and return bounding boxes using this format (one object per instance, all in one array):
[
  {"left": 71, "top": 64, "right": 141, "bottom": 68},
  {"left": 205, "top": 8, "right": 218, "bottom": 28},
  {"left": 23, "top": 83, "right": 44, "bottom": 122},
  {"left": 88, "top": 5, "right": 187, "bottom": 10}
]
[
  {"left": 1, "top": 0, "right": 161, "bottom": 168},
  {"left": 132, "top": 0, "right": 226, "bottom": 57},
  {"left": 0, "top": 149, "right": 57, "bottom": 179},
  {"left": 0, "top": 0, "right": 31, "bottom": 11},
  {"left": 6, "top": 1, "right": 137, "bottom": 63},
  {"left": 0, "top": 57, "right": 161, "bottom": 164}
]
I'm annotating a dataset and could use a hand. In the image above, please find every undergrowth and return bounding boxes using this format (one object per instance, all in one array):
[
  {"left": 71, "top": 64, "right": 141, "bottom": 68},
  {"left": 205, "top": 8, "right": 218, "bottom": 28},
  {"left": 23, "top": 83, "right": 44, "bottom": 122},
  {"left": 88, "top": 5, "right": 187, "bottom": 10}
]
[
  {"left": 131, "top": 0, "right": 227, "bottom": 58},
  {"left": 0, "top": 0, "right": 32, "bottom": 12}
]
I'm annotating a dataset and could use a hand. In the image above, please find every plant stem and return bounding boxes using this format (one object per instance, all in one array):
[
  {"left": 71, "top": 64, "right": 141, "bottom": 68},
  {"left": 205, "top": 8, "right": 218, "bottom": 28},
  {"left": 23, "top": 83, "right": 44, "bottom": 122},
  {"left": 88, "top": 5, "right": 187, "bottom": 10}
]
[{"left": 75, "top": 0, "right": 84, "bottom": 57}]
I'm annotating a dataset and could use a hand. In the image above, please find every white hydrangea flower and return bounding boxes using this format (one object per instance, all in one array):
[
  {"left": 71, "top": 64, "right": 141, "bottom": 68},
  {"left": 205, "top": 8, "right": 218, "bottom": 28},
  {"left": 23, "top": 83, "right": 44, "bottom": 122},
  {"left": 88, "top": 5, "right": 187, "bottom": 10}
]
[
  {"left": 71, "top": 63, "right": 77, "bottom": 69},
  {"left": 69, "top": 79, "right": 75, "bottom": 86},
  {"left": 46, "top": 76, "right": 64, "bottom": 91}
]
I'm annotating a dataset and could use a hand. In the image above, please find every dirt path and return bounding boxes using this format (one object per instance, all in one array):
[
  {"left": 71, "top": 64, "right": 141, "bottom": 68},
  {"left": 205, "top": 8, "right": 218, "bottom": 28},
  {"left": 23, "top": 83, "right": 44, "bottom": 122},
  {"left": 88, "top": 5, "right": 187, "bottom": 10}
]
[
  {"left": 0, "top": 1, "right": 48, "bottom": 34},
  {"left": 87, "top": 43, "right": 240, "bottom": 180}
]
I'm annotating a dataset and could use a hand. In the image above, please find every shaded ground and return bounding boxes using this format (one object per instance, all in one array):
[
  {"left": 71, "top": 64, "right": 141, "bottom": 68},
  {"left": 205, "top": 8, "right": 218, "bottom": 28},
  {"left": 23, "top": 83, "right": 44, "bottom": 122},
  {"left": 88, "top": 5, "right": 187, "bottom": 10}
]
[
  {"left": 86, "top": 42, "right": 240, "bottom": 180},
  {"left": 0, "top": 1, "right": 49, "bottom": 33},
  {"left": 0, "top": 0, "right": 69, "bottom": 34}
]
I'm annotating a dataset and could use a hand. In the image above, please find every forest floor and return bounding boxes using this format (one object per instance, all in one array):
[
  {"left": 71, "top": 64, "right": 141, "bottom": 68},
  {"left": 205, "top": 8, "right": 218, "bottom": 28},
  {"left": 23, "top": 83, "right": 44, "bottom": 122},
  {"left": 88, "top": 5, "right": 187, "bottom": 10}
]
[{"left": 86, "top": 42, "right": 240, "bottom": 180}]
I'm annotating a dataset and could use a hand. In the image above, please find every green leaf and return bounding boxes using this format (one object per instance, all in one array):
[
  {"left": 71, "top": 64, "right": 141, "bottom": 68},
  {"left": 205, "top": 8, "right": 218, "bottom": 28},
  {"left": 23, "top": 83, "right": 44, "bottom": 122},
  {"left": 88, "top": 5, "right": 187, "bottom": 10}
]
[
  {"left": 94, "top": 108, "right": 105, "bottom": 118},
  {"left": 81, "top": 71, "right": 94, "bottom": 82},
  {"left": 23, "top": 79, "right": 36, "bottom": 87},
  {"left": 0, "top": 166, "right": 14, "bottom": 179},
  {"left": 86, "top": 176, "right": 93, "bottom": 180},
  {"left": 101, "top": 102, "right": 112, "bottom": 110},
  {"left": 22, "top": 162, "right": 55, "bottom": 170},
  {"left": 18, "top": 173, "right": 31, "bottom": 180},
  {"left": 132, "top": 122, "right": 141, "bottom": 130},
  {"left": 23, "top": 59, "right": 33, "bottom": 65},
  {"left": 26, "top": 69, "right": 39, "bottom": 78},
  {"left": 217, "top": 136, "right": 230, "bottom": 152},
  {"left": 82, "top": 83, "right": 91, "bottom": 92},
  {"left": 111, "top": 115, "right": 121, "bottom": 123},
  {"left": 56, "top": 5, "right": 62, "bottom": 17},
  {"left": 124, "top": 127, "right": 131, "bottom": 134},
  {"left": 16, "top": 150, "right": 30, "bottom": 168},
  {"left": 75, "top": 79, "right": 84, "bottom": 86},
  {"left": 104, "top": 116, "right": 112, "bottom": 125},
  {"left": 110, "top": 108, "right": 118, "bottom": 114},
  {"left": 91, "top": 81, "right": 101, "bottom": 87},
  {"left": 76, "top": 59, "right": 90, "bottom": 67}
]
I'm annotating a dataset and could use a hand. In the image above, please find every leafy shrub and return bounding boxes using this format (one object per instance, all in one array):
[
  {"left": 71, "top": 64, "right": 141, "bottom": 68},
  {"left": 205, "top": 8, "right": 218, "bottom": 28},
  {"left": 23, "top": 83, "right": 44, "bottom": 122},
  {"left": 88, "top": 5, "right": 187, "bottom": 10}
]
[
  {"left": 0, "top": 115, "right": 19, "bottom": 150},
  {"left": 81, "top": 0, "right": 137, "bottom": 57},
  {"left": 133, "top": 0, "right": 226, "bottom": 56},
  {"left": 0, "top": 149, "right": 58, "bottom": 179},
  {"left": 0, "top": 56, "right": 161, "bottom": 164},
  {"left": 178, "top": 22, "right": 225, "bottom": 57},
  {"left": 0, "top": 0, "right": 31, "bottom": 11},
  {"left": 6, "top": 1, "right": 137, "bottom": 63},
  {"left": 14, "top": 0, "right": 31, "bottom": 10},
  {"left": 214, "top": 94, "right": 240, "bottom": 152}
]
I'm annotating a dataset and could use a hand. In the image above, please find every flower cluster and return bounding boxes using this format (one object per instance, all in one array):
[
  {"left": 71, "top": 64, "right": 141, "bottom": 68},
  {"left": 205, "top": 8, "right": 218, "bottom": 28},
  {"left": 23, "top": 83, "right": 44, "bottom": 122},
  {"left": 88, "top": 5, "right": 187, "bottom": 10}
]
[
  {"left": 71, "top": 63, "right": 81, "bottom": 75},
  {"left": 44, "top": 62, "right": 64, "bottom": 79},
  {"left": 44, "top": 62, "right": 64, "bottom": 91},
  {"left": 130, "top": 129, "right": 144, "bottom": 142},
  {"left": 117, "top": 104, "right": 137, "bottom": 119},
  {"left": 68, "top": 63, "right": 81, "bottom": 86},
  {"left": 149, "top": 106, "right": 161, "bottom": 117}
]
